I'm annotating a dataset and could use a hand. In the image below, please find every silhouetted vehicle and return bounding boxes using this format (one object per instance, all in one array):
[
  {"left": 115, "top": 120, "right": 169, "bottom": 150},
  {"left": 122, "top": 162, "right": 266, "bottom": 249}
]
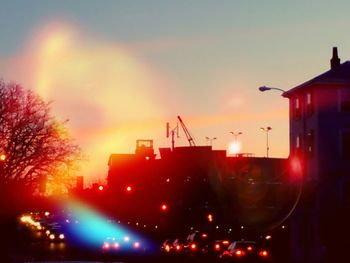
[
  {"left": 220, "top": 240, "right": 271, "bottom": 262},
  {"left": 172, "top": 237, "right": 188, "bottom": 254},
  {"left": 183, "top": 231, "right": 212, "bottom": 256},
  {"left": 46, "top": 225, "right": 66, "bottom": 242},
  {"left": 102, "top": 236, "right": 144, "bottom": 254},
  {"left": 201, "top": 239, "right": 231, "bottom": 256},
  {"left": 160, "top": 239, "right": 174, "bottom": 254}
]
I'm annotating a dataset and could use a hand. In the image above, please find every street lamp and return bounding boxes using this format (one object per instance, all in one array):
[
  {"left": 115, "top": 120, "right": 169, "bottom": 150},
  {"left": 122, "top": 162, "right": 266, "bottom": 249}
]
[
  {"left": 258, "top": 86, "right": 286, "bottom": 93},
  {"left": 260, "top": 127, "right": 272, "bottom": 158},
  {"left": 229, "top": 131, "right": 242, "bottom": 142},
  {"left": 205, "top": 136, "right": 217, "bottom": 146}
]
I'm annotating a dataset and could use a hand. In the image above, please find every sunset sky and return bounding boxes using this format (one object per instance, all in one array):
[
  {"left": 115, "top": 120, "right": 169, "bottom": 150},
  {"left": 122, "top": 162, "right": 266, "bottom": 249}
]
[{"left": 1, "top": 1, "right": 350, "bottom": 184}]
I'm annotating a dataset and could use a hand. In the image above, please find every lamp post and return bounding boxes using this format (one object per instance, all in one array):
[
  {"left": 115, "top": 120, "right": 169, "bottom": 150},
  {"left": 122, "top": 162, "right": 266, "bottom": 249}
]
[
  {"left": 229, "top": 131, "right": 242, "bottom": 142},
  {"left": 258, "top": 86, "right": 286, "bottom": 93},
  {"left": 205, "top": 136, "right": 217, "bottom": 146},
  {"left": 258, "top": 86, "right": 287, "bottom": 158},
  {"left": 260, "top": 127, "right": 272, "bottom": 158}
]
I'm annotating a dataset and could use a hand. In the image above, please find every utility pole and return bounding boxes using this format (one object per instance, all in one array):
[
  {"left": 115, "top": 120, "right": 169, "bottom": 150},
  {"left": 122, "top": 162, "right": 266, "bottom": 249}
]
[
  {"left": 166, "top": 122, "right": 179, "bottom": 150},
  {"left": 260, "top": 127, "right": 272, "bottom": 157}
]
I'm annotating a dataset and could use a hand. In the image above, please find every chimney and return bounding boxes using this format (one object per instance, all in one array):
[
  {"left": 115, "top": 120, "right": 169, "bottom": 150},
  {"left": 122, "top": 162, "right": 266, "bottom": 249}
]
[{"left": 330, "top": 47, "right": 340, "bottom": 69}]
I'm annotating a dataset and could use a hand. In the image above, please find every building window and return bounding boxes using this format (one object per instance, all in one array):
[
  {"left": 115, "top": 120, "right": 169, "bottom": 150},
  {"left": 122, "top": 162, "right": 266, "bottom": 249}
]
[
  {"left": 296, "top": 134, "right": 301, "bottom": 149},
  {"left": 306, "top": 92, "right": 313, "bottom": 115},
  {"left": 307, "top": 130, "right": 314, "bottom": 157},
  {"left": 342, "top": 131, "right": 350, "bottom": 159},
  {"left": 294, "top": 97, "right": 301, "bottom": 119}
]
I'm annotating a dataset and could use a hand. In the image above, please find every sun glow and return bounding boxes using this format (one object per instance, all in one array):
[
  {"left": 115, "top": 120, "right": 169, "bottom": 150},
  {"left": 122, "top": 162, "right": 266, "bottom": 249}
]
[
  {"left": 228, "top": 141, "right": 241, "bottom": 155},
  {"left": 15, "top": 23, "right": 168, "bottom": 183}
]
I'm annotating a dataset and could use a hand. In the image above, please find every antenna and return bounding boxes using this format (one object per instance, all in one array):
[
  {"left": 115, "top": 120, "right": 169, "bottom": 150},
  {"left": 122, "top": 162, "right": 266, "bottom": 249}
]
[{"left": 166, "top": 122, "right": 179, "bottom": 150}]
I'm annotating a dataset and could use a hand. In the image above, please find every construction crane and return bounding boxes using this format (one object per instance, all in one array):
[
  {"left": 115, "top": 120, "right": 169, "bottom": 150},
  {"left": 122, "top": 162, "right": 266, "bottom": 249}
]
[{"left": 177, "top": 115, "right": 196, "bottom": 147}]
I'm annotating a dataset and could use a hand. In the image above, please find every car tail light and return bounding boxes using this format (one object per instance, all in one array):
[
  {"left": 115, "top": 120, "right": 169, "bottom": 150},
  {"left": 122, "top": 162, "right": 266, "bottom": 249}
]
[
  {"left": 165, "top": 245, "right": 170, "bottom": 252},
  {"left": 247, "top": 246, "right": 253, "bottom": 251},
  {"left": 134, "top": 242, "right": 140, "bottom": 248},
  {"left": 190, "top": 243, "right": 197, "bottom": 251},
  {"left": 215, "top": 244, "right": 221, "bottom": 251},
  {"left": 103, "top": 242, "right": 110, "bottom": 249},
  {"left": 235, "top": 249, "right": 245, "bottom": 256},
  {"left": 222, "top": 240, "right": 230, "bottom": 245},
  {"left": 176, "top": 245, "right": 181, "bottom": 251},
  {"left": 259, "top": 250, "right": 269, "bottom": 257}
]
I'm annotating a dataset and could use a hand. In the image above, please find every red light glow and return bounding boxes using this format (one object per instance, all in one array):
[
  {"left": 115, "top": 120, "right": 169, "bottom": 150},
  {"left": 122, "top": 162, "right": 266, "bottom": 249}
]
[
  {"left": 259, "top": 250, "right": 268, "bottom": 257},
  {"left": 235, "top": 250, "right": 244, "bottom": 256},
  {"left": 191, "top": 243, "right": 197, "bottom": 250},
  {"left": 290, "top": 156, "right": 303, "bottom": 179},
  {"left": 161, "top": 203, "right": 168, "bottom": 211},
  {"left": 98, "top": 185, "right": 104, "bottom": 191},
  {"left": 126, "top": 185, "right": 132, "bottom": 192},
  {"left": 103, "top": 243, "right": 110, "bottom": 249}
]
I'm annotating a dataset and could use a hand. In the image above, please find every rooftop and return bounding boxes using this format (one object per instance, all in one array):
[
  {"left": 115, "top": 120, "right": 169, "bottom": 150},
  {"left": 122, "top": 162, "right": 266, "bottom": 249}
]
[{"left": 284, "top": 47, "right": 350, "bottom": 97}]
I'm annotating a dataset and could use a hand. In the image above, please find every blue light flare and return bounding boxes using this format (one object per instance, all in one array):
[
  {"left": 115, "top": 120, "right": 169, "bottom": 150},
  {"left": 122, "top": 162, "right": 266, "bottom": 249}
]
[{"left": 62, "top": 199, "right": 152, "bottom": 252}]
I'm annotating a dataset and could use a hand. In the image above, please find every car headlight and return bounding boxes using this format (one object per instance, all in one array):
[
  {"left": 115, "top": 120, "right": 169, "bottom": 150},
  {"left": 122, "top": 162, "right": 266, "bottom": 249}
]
[{"left": 59, "top": 234, "right": 65, "bottom": 239}]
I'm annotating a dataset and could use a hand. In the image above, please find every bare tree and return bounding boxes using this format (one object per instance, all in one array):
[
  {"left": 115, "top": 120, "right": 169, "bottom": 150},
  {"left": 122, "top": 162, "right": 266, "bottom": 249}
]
[{"left": 0, "top": 80, "right": 81, "bottom": 194}]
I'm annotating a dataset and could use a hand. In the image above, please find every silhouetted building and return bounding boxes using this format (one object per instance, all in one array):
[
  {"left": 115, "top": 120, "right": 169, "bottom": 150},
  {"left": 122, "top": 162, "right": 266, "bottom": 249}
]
[
  {"left": 107, "top": 140, "right": 288, "bottom": 234},
  {"left": 284, "top": 47, "right": 350, "bottom": 263}
]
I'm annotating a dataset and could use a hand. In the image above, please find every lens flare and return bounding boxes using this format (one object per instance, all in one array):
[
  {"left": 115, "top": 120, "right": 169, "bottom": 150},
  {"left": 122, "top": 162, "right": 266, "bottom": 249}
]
[
  {"left": 61, "top": 199, "right": 152, "bottom": 252},
  {"left": 16, "top": 23, "right": 168, "bottom": 184}
]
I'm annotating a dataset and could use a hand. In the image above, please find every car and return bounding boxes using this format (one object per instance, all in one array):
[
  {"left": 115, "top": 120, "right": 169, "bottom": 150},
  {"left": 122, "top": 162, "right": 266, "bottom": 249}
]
[
  {"left": 102, "top": 236, "right": 145, "bottom": 254},
  {"left": 102, "top": 237, "right": 122, "bottom": 251},
  {"left": 46, "top": 226, "right": 66, "bottom": 242},
  {"left": 160, "top": 239, "right": 174, "bottom": 254},
  {"left": 184, "top": 231, "right": 212, "bottom": 256},
  {"left": 201, "top": 239, "right": 231, "bottom": 256},
  {"left": 172, "top": 238, "right": 187, "bottom": 254},
  {"left": 220, "top": 240, "right": 271, "bottom": 261}
]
